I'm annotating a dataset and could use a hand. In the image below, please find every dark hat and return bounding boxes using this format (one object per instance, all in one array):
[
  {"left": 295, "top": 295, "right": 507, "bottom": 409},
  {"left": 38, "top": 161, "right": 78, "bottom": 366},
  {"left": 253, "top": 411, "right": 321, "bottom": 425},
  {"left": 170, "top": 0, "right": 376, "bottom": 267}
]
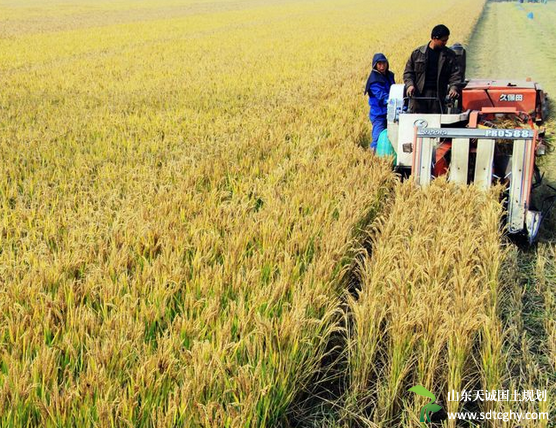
[
  {"left": 372, "top": 52, "right": 389, "bottom": 68},
  {"left": 431, "top": 24, "right": 450, "bottom": 39}
]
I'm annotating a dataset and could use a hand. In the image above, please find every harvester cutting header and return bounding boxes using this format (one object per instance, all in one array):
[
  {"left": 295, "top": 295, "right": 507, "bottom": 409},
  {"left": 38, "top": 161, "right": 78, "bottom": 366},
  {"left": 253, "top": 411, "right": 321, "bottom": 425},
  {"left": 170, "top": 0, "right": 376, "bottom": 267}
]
[{"left": 375, "top": 25, "right": 550, "bottom": 242}]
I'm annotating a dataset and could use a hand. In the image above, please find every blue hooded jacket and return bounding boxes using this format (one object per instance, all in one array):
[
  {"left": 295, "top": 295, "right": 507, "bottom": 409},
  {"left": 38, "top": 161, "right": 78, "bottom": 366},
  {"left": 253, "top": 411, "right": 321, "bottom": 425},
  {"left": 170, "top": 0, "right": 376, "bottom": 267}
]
[{"left": 365, "top": 53, "right": 395, "bottom": 119}]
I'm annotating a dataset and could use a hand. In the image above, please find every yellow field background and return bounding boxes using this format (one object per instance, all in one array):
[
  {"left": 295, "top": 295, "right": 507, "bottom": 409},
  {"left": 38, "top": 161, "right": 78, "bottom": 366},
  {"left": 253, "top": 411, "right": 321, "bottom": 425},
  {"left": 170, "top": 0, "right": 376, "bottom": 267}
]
[{"left": 3, "top": 0, "right": 554, "bottom": 427}]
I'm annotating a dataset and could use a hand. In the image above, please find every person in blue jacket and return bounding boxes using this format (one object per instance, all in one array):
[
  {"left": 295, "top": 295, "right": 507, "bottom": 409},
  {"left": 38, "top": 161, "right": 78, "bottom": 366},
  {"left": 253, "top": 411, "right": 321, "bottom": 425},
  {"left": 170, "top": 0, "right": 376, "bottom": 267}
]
[{"left": 365, "top": 53, "right": 395, "bottom": 151}]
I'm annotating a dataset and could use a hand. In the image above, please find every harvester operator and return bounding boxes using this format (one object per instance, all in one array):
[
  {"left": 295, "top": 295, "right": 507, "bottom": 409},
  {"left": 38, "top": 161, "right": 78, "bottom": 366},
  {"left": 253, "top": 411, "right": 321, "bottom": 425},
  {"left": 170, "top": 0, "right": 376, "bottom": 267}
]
[{"left": 403, "top": 24, "right": 461, "bottom": 114}]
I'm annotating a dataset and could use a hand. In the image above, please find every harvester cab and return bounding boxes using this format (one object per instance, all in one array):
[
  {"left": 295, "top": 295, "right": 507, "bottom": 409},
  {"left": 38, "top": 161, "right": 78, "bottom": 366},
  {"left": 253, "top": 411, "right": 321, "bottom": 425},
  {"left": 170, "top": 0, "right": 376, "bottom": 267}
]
[{"left": 386, "top": 45, "right": 550, "bottom": 242}]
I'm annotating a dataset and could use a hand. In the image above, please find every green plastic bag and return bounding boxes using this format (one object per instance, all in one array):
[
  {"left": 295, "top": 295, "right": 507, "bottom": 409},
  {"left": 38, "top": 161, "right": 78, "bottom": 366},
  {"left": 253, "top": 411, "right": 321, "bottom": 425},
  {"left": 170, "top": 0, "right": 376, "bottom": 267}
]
[{"left": 376, "top": 129, "right": 396, "bottom": 161}]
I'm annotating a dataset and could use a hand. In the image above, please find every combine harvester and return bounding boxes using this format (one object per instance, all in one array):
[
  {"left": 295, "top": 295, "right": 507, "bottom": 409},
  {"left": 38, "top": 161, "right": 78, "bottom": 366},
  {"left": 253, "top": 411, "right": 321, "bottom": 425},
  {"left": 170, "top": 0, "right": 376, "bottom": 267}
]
[{"left": 386, "top": 45, "right": 552, "bottom": 242}]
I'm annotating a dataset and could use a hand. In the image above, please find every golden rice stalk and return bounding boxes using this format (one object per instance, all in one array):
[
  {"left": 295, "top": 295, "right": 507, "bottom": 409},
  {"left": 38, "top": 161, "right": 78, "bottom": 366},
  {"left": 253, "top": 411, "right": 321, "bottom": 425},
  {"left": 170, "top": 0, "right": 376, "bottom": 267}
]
[
  {"left": 0, "top": 0, "right": 486, "bottom": 425},
  {"left": 343, "top": 178, "right": 504, "bottom": 427}
]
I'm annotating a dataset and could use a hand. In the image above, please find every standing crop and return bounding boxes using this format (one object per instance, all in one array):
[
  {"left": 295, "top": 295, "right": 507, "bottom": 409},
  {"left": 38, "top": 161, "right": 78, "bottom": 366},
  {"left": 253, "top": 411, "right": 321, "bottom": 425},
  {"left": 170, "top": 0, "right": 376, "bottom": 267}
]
[
  {"left": 0, "top": 0, "right": 486, "bottom": 426},
  {"left": 343, "top": 179, "right": 505, "bottom": 427}
]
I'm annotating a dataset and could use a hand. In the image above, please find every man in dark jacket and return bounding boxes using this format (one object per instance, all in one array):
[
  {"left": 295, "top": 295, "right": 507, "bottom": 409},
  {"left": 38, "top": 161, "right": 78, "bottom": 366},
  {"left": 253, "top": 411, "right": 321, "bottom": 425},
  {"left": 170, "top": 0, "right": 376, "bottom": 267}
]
[
  {"left": 403, "top": 25, "right": 461, "bottom": 113},
  {"left": 365, "top": 52, "right": 395, "bottom": 151}
]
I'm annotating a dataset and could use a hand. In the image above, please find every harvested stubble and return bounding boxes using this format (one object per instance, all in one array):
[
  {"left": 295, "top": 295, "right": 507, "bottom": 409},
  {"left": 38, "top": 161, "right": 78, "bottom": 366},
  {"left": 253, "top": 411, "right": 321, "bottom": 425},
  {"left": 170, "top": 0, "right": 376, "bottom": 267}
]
[
  {"left": 536, "top": 245, "right": 556, "bottom": 425},
  {"left": 466, "top": 4, "right": 556, "bottom": 426},
  {"left": 536, "top": 245, "right": 556, "bottom": 373},
  {"left": 495, "top": 243, "right": 556, "bottom": 428},
  {"left": 344, "top": 179, "right": 505, "bottom": 427}
]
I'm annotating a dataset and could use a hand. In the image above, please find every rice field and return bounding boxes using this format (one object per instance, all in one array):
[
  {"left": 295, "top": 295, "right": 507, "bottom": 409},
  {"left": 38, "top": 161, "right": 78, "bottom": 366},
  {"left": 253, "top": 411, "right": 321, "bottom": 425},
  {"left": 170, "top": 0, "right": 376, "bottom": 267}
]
[{"left": 3, "top": 0, "right": 555, "bottom": 427}]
